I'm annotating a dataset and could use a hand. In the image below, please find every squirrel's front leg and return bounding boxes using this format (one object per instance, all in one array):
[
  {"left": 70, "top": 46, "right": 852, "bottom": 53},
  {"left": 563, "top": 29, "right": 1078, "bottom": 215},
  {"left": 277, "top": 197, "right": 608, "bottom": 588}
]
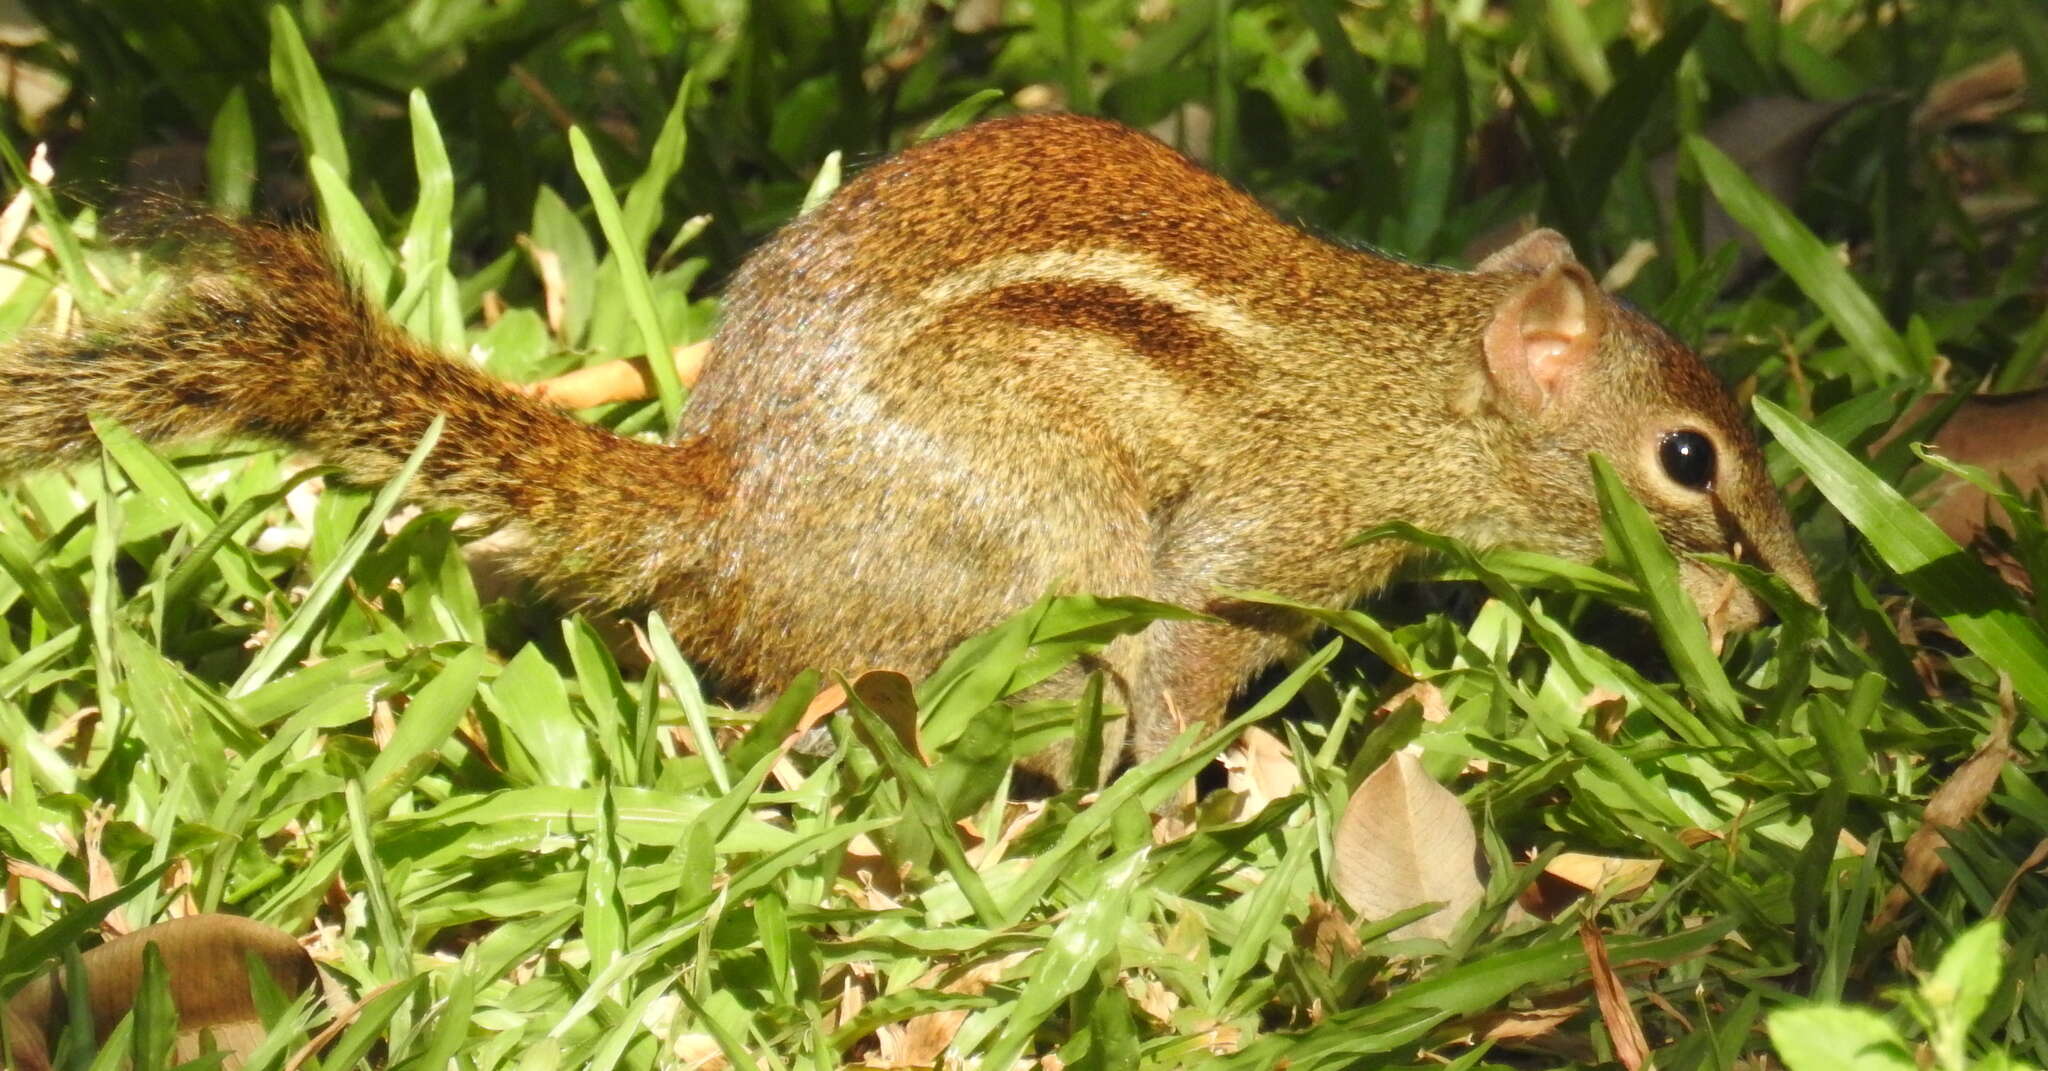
[{"left": 1127, "top": 611, "right": 1302, "bottom": 766}]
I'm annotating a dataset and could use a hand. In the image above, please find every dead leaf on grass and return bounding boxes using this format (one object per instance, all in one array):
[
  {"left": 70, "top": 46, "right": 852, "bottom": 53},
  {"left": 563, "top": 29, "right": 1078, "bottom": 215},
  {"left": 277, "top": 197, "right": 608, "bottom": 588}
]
[
  {"left": 518, "top": 341, "right": 711, "bottom": 409},
  {"left": 1546, "top": 853, "right": 1661, "bottom": 900},
  {"left": 6, "top": 914, "right": 316, "bottom": 1071},
  {"left": 1916, "top": 50, "right": 2028, "bottom": 131},
  {"left": 1292, "top": 894, "right": 1365, "bottom": 973},
  {"left": 1518, "top": 853, "right": 1662, "bottom": 920},
  {"left": 1992, "top": 838, "right": 2048, "bottom": 918},
  {"left": 515, "top": 235, "right": 568, "bottom": 336},
  {"left": 1870, "top": 695, "right": 2016, "bottom": 932},
  {"left": 1377, "top": 680, "right": 1451, "bottom": 722},
  {"left": 1331, "top": 752, "right": 1484, "bottom": 941},
  {"left": 1462, "top": 1002, "right": 1584, "bottom": 1044},
  {"left": 846, "top": 669, "right": 927, "bottom": 763},
  {"left": 1900, "top": 389, "right": 2048, "bottom": 545},
  {"left": 4, "top": 858, "right": 82, "bottom": 900},
  {"left": 1580, "top": 919, "right": 1653, "bottom": 1071},
  {"left": 867, "top": 950, "right": 1032, "bottom": 1068},
  {"left": 1126, "top": 973, "right": 1181, "bottom": 1025},
  {"left": 1221, "top": 726, "right": 1301, "bottom": 820},
  {"left": 82, "top": 808, "right": 118, "bottom": 910}
]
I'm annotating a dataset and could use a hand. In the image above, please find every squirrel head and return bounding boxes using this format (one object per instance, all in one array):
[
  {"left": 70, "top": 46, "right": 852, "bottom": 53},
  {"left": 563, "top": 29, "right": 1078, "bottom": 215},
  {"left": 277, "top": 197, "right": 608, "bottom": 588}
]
[{"left": 1467, "top": 229, "right": 1818, "bottom": 630}]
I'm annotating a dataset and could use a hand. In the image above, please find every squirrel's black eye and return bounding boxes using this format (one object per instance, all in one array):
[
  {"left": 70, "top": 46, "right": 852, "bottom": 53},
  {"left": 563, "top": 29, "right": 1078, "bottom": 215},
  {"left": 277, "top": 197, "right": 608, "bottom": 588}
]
[{"left": 1659, "top": 430, "right": 1716, "bottom": 491}]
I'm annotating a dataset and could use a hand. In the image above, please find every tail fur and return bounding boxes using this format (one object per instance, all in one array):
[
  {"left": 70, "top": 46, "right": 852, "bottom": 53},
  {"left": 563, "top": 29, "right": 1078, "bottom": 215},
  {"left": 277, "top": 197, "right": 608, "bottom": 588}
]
[{"left": 0, "top": 220, "right": 716, "bottom": 613}]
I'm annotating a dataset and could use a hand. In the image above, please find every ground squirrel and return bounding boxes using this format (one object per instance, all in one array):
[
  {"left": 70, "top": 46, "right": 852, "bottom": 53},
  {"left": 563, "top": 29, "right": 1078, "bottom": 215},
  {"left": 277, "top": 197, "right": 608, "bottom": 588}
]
[{"left": 0, "top": 114, "right": 1817, "bottom": 775}]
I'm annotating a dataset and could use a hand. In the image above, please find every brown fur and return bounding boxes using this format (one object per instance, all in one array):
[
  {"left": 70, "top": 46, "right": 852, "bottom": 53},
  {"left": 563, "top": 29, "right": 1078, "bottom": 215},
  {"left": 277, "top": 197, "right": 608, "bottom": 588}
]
[{"left": 0, "top": 115, "right": 1816, "bottom": 778}]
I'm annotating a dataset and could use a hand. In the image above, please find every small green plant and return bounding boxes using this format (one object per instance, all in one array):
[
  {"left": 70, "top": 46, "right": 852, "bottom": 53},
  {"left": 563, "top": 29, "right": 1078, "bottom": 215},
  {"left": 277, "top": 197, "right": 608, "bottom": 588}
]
[{"left": 1770, "top": 920, "right": 2039, "bottom": 1071}]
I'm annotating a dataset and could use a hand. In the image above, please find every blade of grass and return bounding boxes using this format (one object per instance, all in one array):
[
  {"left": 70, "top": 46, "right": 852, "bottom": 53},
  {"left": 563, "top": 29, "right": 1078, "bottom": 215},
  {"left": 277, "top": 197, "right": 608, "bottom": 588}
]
[
  {"left": 1587, "top": 455, "right": 1742, "bottom": 731},
  {"left": 799, "top": 150, "right": 843, "bottom": 216},
  {"left": 344, "top": 780, "right": 410, "bottom": 976},
  {"left": 230, "top": 416, "right": 445, "bottom": 697},
  {"left": 1544, "top": 0, "right": 1613, "bottom": 94},
  {"left": 622, "top": 72, "right": 695, "bottom": 252},
  {"left": 360, "top": 646, "right": 484, "bottom": 816},
  {"left": 1399, "top": 12, "right": 1466, "bottom": 255},
  {"left": 1688, "top": 136, "right": 1916, "bottom": 380},
  {"left": 0, "top": 137, "right": 101, "bottom": 316},
  {"left": 1295, "top": 0, "right": 1399, "bottom": 234},
  {"left": 1568, "top": 9, "right": 1708, "bottom": 225},
  {"left": 1756, "top": 397, "right": 2048, "bottom": 722},
  {"left": 971, "top": 847, "right": 1149, "bottom": 1066},
  {"left": 89, "top": 414, "right": 273, "bottom": 604},
  {"left": 266, "top": 5, "right": 350, "bottom": 183},
  {"left": 844, "top": 689, "right": 1004, "bottom": 928},
  {"left": 920, "top": 90, "right": 1006, "bottom": 141},
  {"left": 647, "top": 610, "right": 732, "bottom": 793},
  {"left": 308, "top": 155, "right": 395, "bottom": 299},
  {"left": 569, "top": 126, "right": 682, "bottom": 429},
  {"left": 207, "top": 85, "right": 257, "bottom": 214},
  {"left": 389, "top": 90, "right": 462, "bottom": 350},
  {"left": 1502, "top": 68, "right": 1590, "bottom": 255}
]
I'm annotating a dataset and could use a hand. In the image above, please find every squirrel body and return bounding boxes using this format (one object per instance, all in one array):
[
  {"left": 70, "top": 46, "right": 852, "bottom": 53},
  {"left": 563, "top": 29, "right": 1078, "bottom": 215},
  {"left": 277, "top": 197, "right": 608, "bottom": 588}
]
[{"left": 0, "top": 115, "right": 1815, "bottom": 773}]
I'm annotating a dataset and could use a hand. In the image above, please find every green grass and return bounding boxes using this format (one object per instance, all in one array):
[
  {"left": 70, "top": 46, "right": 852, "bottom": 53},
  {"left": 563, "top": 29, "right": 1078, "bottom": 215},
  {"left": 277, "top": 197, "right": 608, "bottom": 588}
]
[{"left": 2, "top": 0, "right": 2046, "bottom": 1068}]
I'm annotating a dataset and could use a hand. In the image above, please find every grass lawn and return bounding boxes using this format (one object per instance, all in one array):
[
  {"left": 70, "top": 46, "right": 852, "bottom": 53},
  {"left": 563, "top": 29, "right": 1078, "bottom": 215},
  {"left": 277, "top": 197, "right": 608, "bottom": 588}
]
[{"left": 0, "top": 0, "right": 2044, "bottom": 1068}]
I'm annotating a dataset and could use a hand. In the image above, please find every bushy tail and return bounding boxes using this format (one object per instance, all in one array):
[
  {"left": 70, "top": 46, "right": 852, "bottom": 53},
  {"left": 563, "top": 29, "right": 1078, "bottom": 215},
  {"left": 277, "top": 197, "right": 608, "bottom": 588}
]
[{"left": 0, "top": 220, "right": 718, "bottom": 612}]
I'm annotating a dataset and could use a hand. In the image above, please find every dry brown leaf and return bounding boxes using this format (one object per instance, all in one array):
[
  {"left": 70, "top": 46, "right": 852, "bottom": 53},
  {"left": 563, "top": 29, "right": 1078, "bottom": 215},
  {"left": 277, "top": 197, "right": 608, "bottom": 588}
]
[
  {"left": 951, "top": 0, "right": 1003, "bottom": 32},
  {"left": 163, "top": 858, "right": 200, "bottom": 919},
  {"left": 1991, "top": 837, "right": 2048, "bottom": 919},
  {"left": 669, "top": 1032, "right": 729, "bottom": 1069},
  {"left": 758, "top": 679, "right": 860, "bottom": 790},
  {"left": 1377, "top": 680, "right": 1452, "bottom": 722},
  {"left": 7, "top": 914, "right": 316, "bottom": 1071},
  {"left": 1466, "top": 1003, "right": 1584, "bottom": 1044},
  {"left": 1870, "top": 701, "right": 2016, "bottom": 931},
  {"left": 1580, "top": 920, "right": 1653, "bottom": 1070},
  {"left": 5, "top": 1002, "right": 48, "bottom": 1071},
  {"left": 1902, "top": 389, "right": 2048, "bottom": 544},
  {"left": 1582, "top": 688, "right": 1629, "bottom": 740},
  {"left": 1916, "top": 50, "right": 2027, "bottom": 131},
  {"left": 5, "top": 859, "right": 82, "bottom": 900},
  {"left": 1599, "top": 239, "right": 1658, "bottom": 292},
  {"left": 516, "top": 235, "right": 567, "bottom": 336},
  {"left": 1518, "top": 852, "right": 1661, "bottom": 920},
  {"left": 1331, "top": 751, "right": 1483, "bottom": 941},
  {"left": 82, "top": 807, "right": 118, "bottom": 911},
  {"left": 800, "top": 683, "right": 850, "bottom": 732},
  {"left": 841, "top": 826, "right": 907, "bottom": 907},
  {"left": 1643, "top": 987, "right": 1694, "bottom": 1033},
  {"left": 868, "top": 950, "right": 1032, "bottom": 1068},
  {"left": 1151, "top": 792, "right": 1200, "bottom": 843},
  {"left": 1126, "top": 974, "right": 1181, "bottom": 1025},
  {"left": 519, "top": 341, "right": 711, "bottom": 409},
  {"left": 847, "top": 669, "right": 926, "bottom": 763},
  {"left": 281, "top": 978, "right": 402, "bottom": 1071},
  {"left": 1195, "top": 1021, "right": 1243, "bottom": 1054},
  {"left": 1221, "top": 726, "right": 1301, "bottom": 820},
  {"left": 1292, "top": 895, "right": 1365, "bottom": 972},
  {"left": 966, "top": 799, "right": 1049, "bottom": 869},
  {"left": 38, "top": 704, "right": 97, "bottom": 754},
  {"left": 1544, "top": 853, "right": 1661, "bottom": 900}
]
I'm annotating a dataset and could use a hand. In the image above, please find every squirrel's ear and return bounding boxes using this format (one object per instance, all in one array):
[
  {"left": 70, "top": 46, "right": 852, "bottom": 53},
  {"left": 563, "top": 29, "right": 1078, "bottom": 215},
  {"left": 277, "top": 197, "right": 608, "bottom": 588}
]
[
  {"left": 1483, "top": 261, "right": 1602, "bottom": 417},
  {"left": 1475, "top": 228, "right": 1579, "bottom": 274}
]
